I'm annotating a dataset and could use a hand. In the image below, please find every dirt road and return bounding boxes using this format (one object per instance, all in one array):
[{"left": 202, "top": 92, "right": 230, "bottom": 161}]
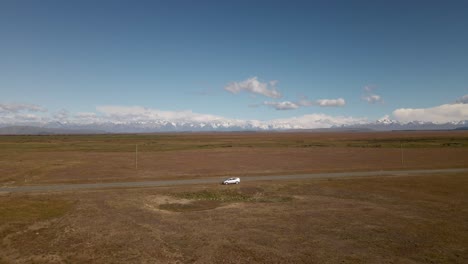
[{"left": 1, "top": 168, "right": 467, "bottom": 194}]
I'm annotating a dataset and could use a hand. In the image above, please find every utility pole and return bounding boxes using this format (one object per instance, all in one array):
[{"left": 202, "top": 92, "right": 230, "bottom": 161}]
[{"left": 135, "top": 144, "right": 138, "bottom": 170}]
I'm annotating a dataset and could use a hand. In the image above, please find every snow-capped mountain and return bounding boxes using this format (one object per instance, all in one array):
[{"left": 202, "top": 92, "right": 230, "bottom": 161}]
[
  {"left": 1, "top": 118, "right": 468, "bottom": 134},
  {"left": 347, "top": 119, "right": 468, "bottom": 131}
]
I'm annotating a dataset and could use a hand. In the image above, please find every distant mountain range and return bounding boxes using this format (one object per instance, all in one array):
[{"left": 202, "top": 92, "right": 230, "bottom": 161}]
[
  {"left": 1, "top": 119, "right": 468, "bottom": 134},
  {"left": 347, "top": 118, "right": 468, "bottom": 131},
  {"left": 0, "top": 126, "right": 105, "bottom": 135}
]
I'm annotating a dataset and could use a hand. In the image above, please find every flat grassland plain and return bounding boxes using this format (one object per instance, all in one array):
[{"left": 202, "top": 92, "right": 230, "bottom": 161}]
[{"left": 1, "top": 131, "right": 467, "bottom": 263}]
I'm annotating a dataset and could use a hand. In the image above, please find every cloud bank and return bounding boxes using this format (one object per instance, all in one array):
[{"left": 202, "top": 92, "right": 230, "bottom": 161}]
[
  {"left": 96, "top": 105, "right": 228, "bottom": 124},
  {"left": 392, "top": 103, "right": 468, "bottom": 123},
  {"left": 2, "top": 98, "right": 468, "bottom": 131},
  {"left": 0, "top": 103, "right": 367, "bottom": 130},
  {"left": 94, "top": 105, "right": 366, "bottom": 129},
  {"left": 267, "top": 114, "right": 367, "bottom": 129},
  {"left": 0, "top": 103, "right": 48, "bottom": 124},
  {"left": 0, "top": 103, "right": 47, "bottom": 113}
]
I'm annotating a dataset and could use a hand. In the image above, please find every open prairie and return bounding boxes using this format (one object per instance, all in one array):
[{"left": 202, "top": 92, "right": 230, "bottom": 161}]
[
  {"left": 1, "top": 173, "right": 468, "bottom": 263},
  {"left": 1, "top": 131, "right": 468, "bottom": 263},
  {"left": 0, "top": 131, "right": 467, "bottom": 185}
]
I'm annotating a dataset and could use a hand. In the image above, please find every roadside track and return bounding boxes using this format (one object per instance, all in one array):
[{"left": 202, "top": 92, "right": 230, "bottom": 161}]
[{"left": 1, "top": 168, "right": 467, "bottom": 194}]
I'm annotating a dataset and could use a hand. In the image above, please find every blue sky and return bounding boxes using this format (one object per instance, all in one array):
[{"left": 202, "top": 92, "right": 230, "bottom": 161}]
[{"left": 1, "top": 0, "right": 468, "bottom": 127}]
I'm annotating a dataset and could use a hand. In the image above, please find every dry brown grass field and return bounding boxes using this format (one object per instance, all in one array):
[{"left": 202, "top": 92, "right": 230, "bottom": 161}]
[
  {"left": 1, "top": 174, "right": 467, "bottom": 263},
  {"left": 1, "top": 131, "right": 468, "bottom": 263},
  {"left": 0, "top": 131, "right": 467, "bottom": 185}
]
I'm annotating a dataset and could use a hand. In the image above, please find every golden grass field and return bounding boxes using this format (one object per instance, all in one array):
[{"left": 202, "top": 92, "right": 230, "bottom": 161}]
[{"left": 1, "top": 131, "right": 467, "bottom": 263}]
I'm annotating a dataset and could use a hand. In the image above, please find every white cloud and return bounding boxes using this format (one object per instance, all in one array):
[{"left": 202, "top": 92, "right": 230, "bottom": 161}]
[
  {"left": 268, "top": 114, "right": 367, "bottom": 129},
  {"left": 298, "top": 97, "right": 346, "bottom": 107},
  {"left": 72, "top": 112, "right": 99, "bottom": 124},
  {"left": 75, "top": 112, "right": 97, "bottom": 118},
  {"left": 53, "top": 109, "right": 69, "bottom": 122},
  {"left": 0, "top": 103, "right": 369, "bottom": 129},
  {"left": 296, "top": 97, "right": 314, "bottom": 107},
  {"left": 263, "top": 101, "right": 299, "bottom": 110},
  {"left": 363, "top": 85, "right": 376, "bottom": 93},
  {"left": 224, "top": 77, "right": 282, "bottom": 98},
  {"left": 5, "top": 97, "right": 467, "bottom": 131},
  {"left": 266, "top": 97, "right": 346, "bottom": 110},
  {"left": 0, "top": 103, "right": 47, "bottom": 113},
  {"left": 362, "top": 85, "right": 384, "bottom": 104},
  {"left": 95, "top": 106, "right": 366, "bottom": 129},
  {"left": 0, "top": 102, "right": 48, "bottom": 124},
  {"left": 96, "top": 105, "right": 227, "bottom": 124},
  {"left": 224, "top": 77, "right": 346, "bottom": 109},
  {"left": 362, "top": 94, "right": 383, "bottom": 104},
  {"left": 316, "top": 98, "right": 346, "bottom": 107},
  {"left": 0, "top": 112, "right": 48, "bottom": 124},
  {"left": 392, "top": 103, "right": 468, "bottom": 123},
  {"left": 455, "top": 94, "right": 468, "bottom": 104}
]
